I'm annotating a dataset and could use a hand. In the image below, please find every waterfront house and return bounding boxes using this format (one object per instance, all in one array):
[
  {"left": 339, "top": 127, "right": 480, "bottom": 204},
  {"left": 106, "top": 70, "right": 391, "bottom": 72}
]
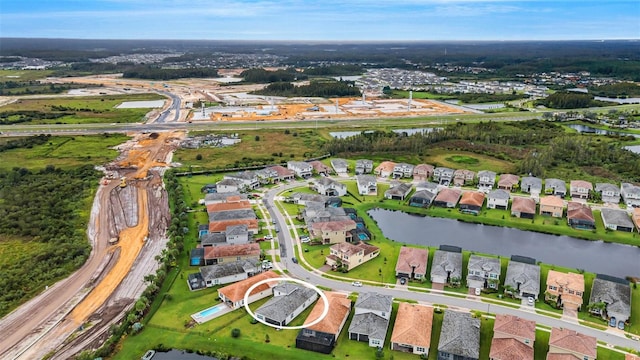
[
  {"left": 348, "top": 292, "right": 393, "bottom": 348},
  {"left": 255, "top": 283, "right": 319, "bottom": 327},
  {"left": 393, "top": 162, "right": 415, "bottom": 179},
  {"left": 539, "top": 196, "right": 564, "bottom": 218},
  {"left": 287, "top": 161, "right": 313, "bottom": 179},
  {"left": 601, "top": 208, "right": 635, "bottom": 232},
  {"left": 595, "top": 182, "right": 621, "bottom": 204},
  {"left": 588, "top": 274, "right": 631, "bottom": 329},
  {"left": 312, "top": 178, "right": 347, "bottom": 197},
  {"left": 437, "top": 311, "right": 480, "bottom": 360},
  {"left": 489, "top": 314, "right": 535, "bottom": 360},
  {"left": 520, "top": 176, "right": 542, "bottom": 197},
  {"left": 433, "top": 167, "right": 455, "bottom": 186},
  {"left": 391, "top": 303, "right": 433, "bottom": 356},
  {"left": 355, "top": 159, "right": 374, "bottom": 175},
  {"left": 325, "top": 242, "right": 379, "bottom": 271},
  {"left": 487, "top": 189, "right": 510, "bottom": 210},
  {"left": 409, "top": 190, "right": 436, "bottom": 208},
  {"left": 545, "top": 178, "right": 567, "bottom": 197},
  {"left": 310, "top": 219, "right": 357, "bottom": 244},
  {"left": 477, "top": 170, "right": 497, "bottom": 192},
  {"left": 570, "top": 180, "right": 593, "bottom": 200},
  {"left": 466, "top": 255, "right": 500, "bottom": 291},
  {"left": 330, "top": 158, "right": 349, "bottom": 175},
  {"left": 567, "top": 201, "right": 595, "bottom": 229},
  {"left": 545, "top": 270, "right": 585, "bottom": 310},
  {"left": 621, "top": 182, "right": 640, "bottom": 208},
  {"left": 413, "top": 164, "right": 435, "bottom": 181},
  {"left": 374, "top": 161, "right": 396, "bottom": 178},
  {"left": 459, "top": 191, "right": 485, "bottom": 215},
  {"left": 511, "top": 197, "right": 536, "bottom": 219},
  {"left": 385, "top": 182, "right": 412, "bottom": 200},
  {"left": 430, "top": 246, "right": 463, "bottom": 288},
  {"left": 395, "top": 246, "right": 428, "bottom": 280},
  {"left": 296, "top": 292, "right": 352, "bottom": 354},
  {"left": 497, "top": 174, "right": 519, "bottom": 192},
  {"left": 504, "top": 256, "right": 540, "bottom": 300},
  {"left": 547, "top": 327, "right": 597, "bottom": 360},
  {"left": 432, "top": 188, "right": 462, "bottom": 208},
  {"left": 218, "top": 270, "right": 280, "bottom": 309}
]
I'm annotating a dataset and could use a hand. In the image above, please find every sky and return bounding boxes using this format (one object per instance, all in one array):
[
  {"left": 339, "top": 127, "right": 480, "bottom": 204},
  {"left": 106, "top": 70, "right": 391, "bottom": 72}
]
[{"left": 1, "top": 0, "right": 639, "bottom": 41}]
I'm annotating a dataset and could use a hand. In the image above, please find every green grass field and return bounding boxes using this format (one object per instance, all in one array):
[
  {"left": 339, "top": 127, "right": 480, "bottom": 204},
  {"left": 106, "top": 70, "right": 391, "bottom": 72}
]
[{"left": 0, "top": 69, "right": 54, "bottom": 82}]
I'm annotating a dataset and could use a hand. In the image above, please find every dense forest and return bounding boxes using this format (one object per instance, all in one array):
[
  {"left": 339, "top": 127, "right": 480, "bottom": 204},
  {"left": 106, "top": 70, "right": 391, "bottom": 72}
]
[
  {"left": 0, "top": 165, "right": 99, "bottom": 317},
  {"left": 302, "top": 65, "right": 364, "bottom": 76},
  {"left": 323, "top": 120, "right": 640, "bottom": 182},
  {"left": 590, "top": 83, "right": 640, "bottom": 98},
  {"left": 254, "top": 79, "right": 361, "bottom": 97},
  {"left": 536, "top": 92, "right": 610, "bottom": 109},
  {"left": 240, "top": 68, "right": 306, "bottom": 83},
  {"left": 122, "top": 66, "right": 218, "bottom": 80},
  {"left": 0, "top": 81, "right": 88, "bottom": 96}
]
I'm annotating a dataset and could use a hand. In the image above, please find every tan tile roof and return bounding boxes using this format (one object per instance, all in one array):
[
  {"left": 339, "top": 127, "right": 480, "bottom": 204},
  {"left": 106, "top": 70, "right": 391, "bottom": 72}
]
[
  {"left": 434, "top": 188, "right": 462, "bottom": 203},
  {"left": 546, "top": 354, "right": 583, "bottom": 360},
  {"left": 204, "top": 243, "right": 260, "bottom": 259},
  {"left": 268, "top": 165, "right": 295, "bottom": 177},
  {"left": 570, "top": 180, "right": 593, "bottom": 190},
  {"left": 374, "top": 161, "right": 396, "bottom": 174},
  {"left": 309, "top": 160, "right": 331, "bottom": 172},
  {"left": 206, "top": 200, "right": 252, "bottom": 213},
  {"left": 549, "top": 327, "right": 597, "bottom": 358},
  {"left": 311, "top": 219, "right": 357, "bottom": 232},
  {"left": 547, "top": 270, "right": 585, "bottom": 293},
  {"left": 225, "top": 195, "right": 243, "bottom": 202},
  {"left": 489, "top": 338, "right": 534, "bottom": 360},
  {"left": 498, "top": 174, "right": 519, "bottom": 187},
  {"left": 209, "top": 219, "right": 258, "bottom": 233},
  {"left": 493, "top": 314, "right": 536, "bottom": 340},
  {"left": 625, "top": 354, "right": 640, "bottom": 360},
  {"left": 632, "top": 208, "right": 640, "bottom": 230},
  {"left": 567, "top": 202, "right": 595, "bottom": 222},
  {"left": 460, "top": 191, "right": 485, "bottom": 207},
  {"left": 391, "top": 303, "right": 433, "bottom": 348},
  {"left": 218, "top": 271, "right": 280, "bottom": 303},
  {"left": 395, "top": 247, "right": 428, "bottom": 276},
  {"left": 413, "top": 164, "right": 434, "bottom": 175},
  {"left": 540, "top": 196, "right": 564, "bottom": 207},
  {"left": 512, "top": 197, "right": 536, "bottom": 214},
  {"left": 304, "top": 292, "right": 352, "bottom": 335},
  {"left": 330, "top": 241, "right": 379, "bottom": 257}
]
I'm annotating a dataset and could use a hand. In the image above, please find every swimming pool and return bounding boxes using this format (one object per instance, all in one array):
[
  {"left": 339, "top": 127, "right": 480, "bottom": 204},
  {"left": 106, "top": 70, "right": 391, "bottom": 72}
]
[{"left": 191, "top": 303, "right": 228, "bottom": 323}]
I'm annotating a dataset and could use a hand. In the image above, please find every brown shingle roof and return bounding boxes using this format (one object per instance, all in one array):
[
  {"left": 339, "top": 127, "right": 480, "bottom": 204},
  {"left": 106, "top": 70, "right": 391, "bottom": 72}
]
[
  {"left": 218, "top": 270, "right": 280, "bottom": 303},
  {"left": 547, "top": 270, "right": 585, "bottom": 293},
  {"left": 434, "top": 188, "right": 462, "bottom": 203},
  {"left": 540, "top": 196, "right": 564, "bottom": 207},
  {"left": 311, "top": 219, "right": 357, "bottom": 232},
  {"left": 460, "top": 191, "right": 485, "bottom": 207},
  {"left": 570, "top": 180, "right": 593, "bottom": 190},
  {"left": 493, "top": 314, "right": 536, "bottom": 340},
  {"left": 304, "top": 292, "right": 351, "bottom": 335},
  {"left": 511, "top": 197, "right": 536, "bottom": 214},
  {"left": 549, "top": 327, "right": 597, "bottom": 358},
  {"left": 489, "top": 338, "right": 534, "bottom": 360},
  {"left": 206, "top": 200, "right": 252, "bottom": 213},
  {"left": 204, "top": 243, "right": 260, "bottom": 259},
  {"left": 567, "top": 202, "right": 595, "bottom": 222},
  {"left": 395, "top": 247, "right": 428, "bottom": 276},
  {"left": 390, "top": 303, "right": 433, "bottom": 348},
  {"left": 209, "top": 219, "right": 258, "bottom": 233},
  {"left": 374, "top": 161, "right": 396, "bottom": 174},
  {"left": 498, "top": 174, "right": 519, "bottom": 187}
]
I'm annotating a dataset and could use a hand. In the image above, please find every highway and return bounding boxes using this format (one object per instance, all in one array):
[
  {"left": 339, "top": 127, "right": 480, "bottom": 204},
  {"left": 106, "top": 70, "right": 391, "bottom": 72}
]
[{"left": 260, "top": 183, "right": 640, "bottom": 352}]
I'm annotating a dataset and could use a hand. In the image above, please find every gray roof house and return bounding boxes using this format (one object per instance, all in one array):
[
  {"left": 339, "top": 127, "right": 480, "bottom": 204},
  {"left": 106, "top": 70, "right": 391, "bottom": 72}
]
[
  {"left": 208, "top": 209, "right": 256, "bottom": 222},
  {"left": 356, "top": 175, "right": 378, "bottom": 196},
  {"left": 589, "top": 274, "right": 631, "bottom": 328},
  {"left": 349, "top": 292, "right": 393, "bottom": 348},
  {"left": 255, "top": 283, "right": 319, "bottom": 327},
  {"left": 504, "top": 256, "right": 540, "bottom": 300},
  {"left": 204, "top": 192, "right": 246, "bottom": 205},
  {"left": 621, "top": 182, "right": 640, "bottom": 208},
  {"left": 466, "top": 255, "right": 501, "bottom": 290},
  {"left": 287, "top": 161, "right": 313, "bottom": 179},
  {"left": 216, "top": 178, "right": 242, "bottom": 193},
  {"left": 355, "top": 159, "right": 374, "bottom": 175},
  {"left": 487, "top": 189, "right": 510, "bottom": 210},
  {"left": 312, "top": 178, "right": 347, "bottom": 197},
  {"left": 393, "top": 163, "right": 415, "bottom": 179},
  {"left": 434, "top": 167, "right": 455, "bottom": 185},
  {"left": 430, "top": 247, "right": 463, "bottom": 287},
  {"left": 601, "top": 208, "right": 635, "bottom": 232},
  {"left": 409, "top": 190, "right": 437, "bottom": 208},
  {"left": 199, "top": 258, "right": 261, "bottom": 287},
  {"left": 477, "top": 170, "right": 497, "bottom": 192},
  {"left": 595, "top": 183, "right": 621, "bottom": 204},
  {"left": 331, "top": 158, "right": 349, "bottom": 175},
  {"left": 385, "top": 182, "right": 412, "bottom": 200},
  {"left": 437, "top": 311, "right": 480, "bottom": 360},
  {"left": 520, "top": 176, "right": 543, "bottom": 196},
  {"left": 415, "top": 181, "right": 439, "bottom": 195},
  {"left": 224, "top": 171, "right": 260, "bottom": 190},
  {"left": 545, "top": 178, "right": 567, "bottom": 197}
]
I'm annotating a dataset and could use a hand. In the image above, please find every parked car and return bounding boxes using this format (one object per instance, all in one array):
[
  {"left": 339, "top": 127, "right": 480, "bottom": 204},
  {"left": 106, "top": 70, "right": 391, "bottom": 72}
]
[
  {"left": 262, "top": 260, "right": 273, "bottom": 270},
  {"left": 352, "top": 281, "right": 363, "bottom": 287},
  {"left": 300, "top": 236, "right": 310, "bottom": 243},
  {"left": 609, "top": 317, "right": 617, "bottom": 327},
  {"left": 618, "top": 320, "right": 625, "bottom": 330},
  {"left": 474, "top": 287, "right": 481, "bottom": 296},
  {"left": 291, "top": 257, "right": 298, "bottom": 264},
  {"left": 527, "top": 297, "right": 535, "bottom": 306},
  {"left": 400, "top": 277, "right": 407, "bottom": 285},
  {"left": 264, "top": 234, "right": 273, "bottom": 240}
]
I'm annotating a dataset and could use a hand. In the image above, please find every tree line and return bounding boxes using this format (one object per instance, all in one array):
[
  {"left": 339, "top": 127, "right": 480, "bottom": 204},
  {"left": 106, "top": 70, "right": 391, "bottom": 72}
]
[
  {"left": 254, "top": 79, "right": 361, "bottom": 97},
  {"left": 536, "top": 92, "right": 610, "bottom": 109},
  {"left": 240, "top": 68, "right": 306, "bottom": 83},
  {"left": 122, "top": 66, "right": 219, "bottom": 80}
]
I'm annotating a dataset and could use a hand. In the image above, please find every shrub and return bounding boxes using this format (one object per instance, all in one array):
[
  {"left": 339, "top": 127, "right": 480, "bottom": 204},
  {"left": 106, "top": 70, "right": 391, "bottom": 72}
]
[{"left": 231, "top": 328, "right": 241, "bottom": 338}]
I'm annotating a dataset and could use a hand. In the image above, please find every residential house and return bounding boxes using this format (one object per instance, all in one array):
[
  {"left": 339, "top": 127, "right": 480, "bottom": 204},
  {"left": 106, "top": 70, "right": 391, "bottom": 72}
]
[
  {"left": 310, "top": 220, "right": 357, "bottom": 244},
  {"left": 393, "top": 163, "right": 415, "bottom": 179},
  {"left": 601, "top": 208, "right": 635, "bottom": 232},
  {"left": 374, "top": 161, "right": 396, "bottom": 178},
  {"left": 200, "top": 232, "right": 227, "bottom": 247},
  {"left": 287, "top": 161, "right": 313, "bottom": 179},
  {"left": 497, "top": 174, "right": 519, "bottom": 192},
  {"left": 621, "top": 182, "right": 640, "bottom": 208},
  {"left": 413, "top": 164, "right": 435, "bottom": 181},
  {"left": 504, "top": 256, "right": 540, "bottom": 300},
  {"left": 589, "top": 274, "right": 631, "bottom": 329},
  {"left": 204, "top": 192, "right": 247, "bottom": 205},
  {"left": 437, "top": 311, "right": 480, "bottom": 360},
  {"left": 539, "top": 196, "right": 564, "bottom": 218},
  {"left": 433, "top": 167, "right": 455, "bottom": 186},
  {"left": 355, "top": 159, "right": 374, "bottom": 175},
  {"left": 432, "top": 188, "right": 462, "bottom": 208},
  {"left": 330, "top": 158, "right": 349, "bottom": 175},
  {"left": 477, "top": 170, "right": 497, "bottom": 192},
  {"left": 356, "top": 175, "right": 378, "bottom": 196},
  {"left": 415, "top": 181, "right": 439, "bottom": 194},
  {"left": 459, "top": 191, "right": 485, "bottom": 215},
  {"left": 489, "top": 314, "right": 536, "bottom": 360},
  {"left": 261, "top": 165, "right": 295, "bottom": 183},
  {"left": 296, "top": 292, "right": 352, "bottom": 354},
  {"left": 511, "top": 197, "right": 536, "bottom": 219},
  {"left": 409, "top": 190, "right": 437, "bottom": 208},
  {"left": 545, "top": 270, "right": 585, "bottom": 310},
  {"left": 312, "top": 178, "right": 347, "bottom": 197},
  {"left": 225, "top": 224, "right": 250, "bottom": 244},
  {"left": 308, "top": 160, "right": 332, "bottom": 176},
  {"left": 395, "top": 246, "right": 428, "bottom": 280},
  {"left": 487, "top": 189, "right": 510, "bottom": 210},
  {"left": 384, "top": 182, "right": 412, "bottom": 200},
  {"left": 348, "top": 292, "right": 393, "bottom": 348},
  {"left": 203, "top": 243, "right": 261, "bottom": 266},
  {"left": 208, "top": 209, "right": 256, "bottom": 223},
  {"left": 547, "top": 327, "right": 597, "bottom": 360},
  {"left": 570, "top": 180, "right": 593, "bottom": 200},
  {"left": 391, "top": 303, "right": 433, "bottom": 356},
  {"left": 567, "top": 201, "right": 595, "bottom": 230},
  {"left": 206, "top": 199, "right": 252, "bottom": 214},
  {"left": 216, "top": 178, "right": 242, "bottom": 193},
  {"left": 545, "top": 178, "right": 567, "bottom": 197},
  {"left": 218, "top": 270, "right": 280, "bottom": 309},
  {"left": 325, "top": 242, "right": 380, "bottom": 271},
  {"left": 634, "top": 208, "right": 640, "bottom": 233},
  {"left": 430, "top": 246, "right": 463, "bottom": 288},
  {"left": 255, "top": 283, "right": 319, "bottom": 327},
  {"left": 290, "top": 192, "right": 327, "bottom": 206},
  {"left": 520, "top": 176, "right": 543, "bottom": 198},
  {"left": 199, "top": 258, "right": 261, "bottom": 287},
  {"left": 208, "top": 218, "right": 259, "bottom": 234},
  {"left": 466, "top": 255, "right": 501, "bottom": 290},
  {"left": 453, "top": 169, "right": 475, "bottom": 186},
  {"left": 595, "top": 182, "right": 621, "bottom": 204},
  {"left": 224, "top": 171, "right": 260, "bottom": 190}
]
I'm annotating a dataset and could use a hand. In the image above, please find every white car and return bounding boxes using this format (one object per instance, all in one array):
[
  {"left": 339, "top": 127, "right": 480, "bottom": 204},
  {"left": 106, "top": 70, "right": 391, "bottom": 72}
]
[
  {"left": 264, "top": 234, "right": 273, "bottom": 240},
  {"left": 300, "top": 236, "right": 310, "bottom": 243},
  {"left": 262, "top": 261, "right": 273, "bottom": 270},
  {"left": 527, "top": 297, "right": 535, "bottom": 306},
  {"left": 474, "top": 287, "right": 482, "bottom": 296},
  {"left": 352, "top": 281, "right": 363, "bottom": 287}
]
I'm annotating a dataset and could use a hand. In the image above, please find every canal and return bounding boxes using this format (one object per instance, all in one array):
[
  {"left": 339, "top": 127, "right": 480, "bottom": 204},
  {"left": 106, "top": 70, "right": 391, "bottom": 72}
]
[{"left": 368, "top": 208, "right": 640, "bottom": 279}]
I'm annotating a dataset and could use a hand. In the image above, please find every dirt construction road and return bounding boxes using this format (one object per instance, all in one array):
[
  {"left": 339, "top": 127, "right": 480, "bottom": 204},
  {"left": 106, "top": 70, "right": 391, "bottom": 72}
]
[{"left": 0, "top": 131, "right": 182, "bottom": 360}]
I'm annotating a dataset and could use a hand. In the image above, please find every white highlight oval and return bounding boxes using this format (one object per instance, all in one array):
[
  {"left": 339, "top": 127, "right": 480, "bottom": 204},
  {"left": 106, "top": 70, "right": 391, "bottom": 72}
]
[{"left": 243, "top": 277, "right": 329, "bottom": 330}]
